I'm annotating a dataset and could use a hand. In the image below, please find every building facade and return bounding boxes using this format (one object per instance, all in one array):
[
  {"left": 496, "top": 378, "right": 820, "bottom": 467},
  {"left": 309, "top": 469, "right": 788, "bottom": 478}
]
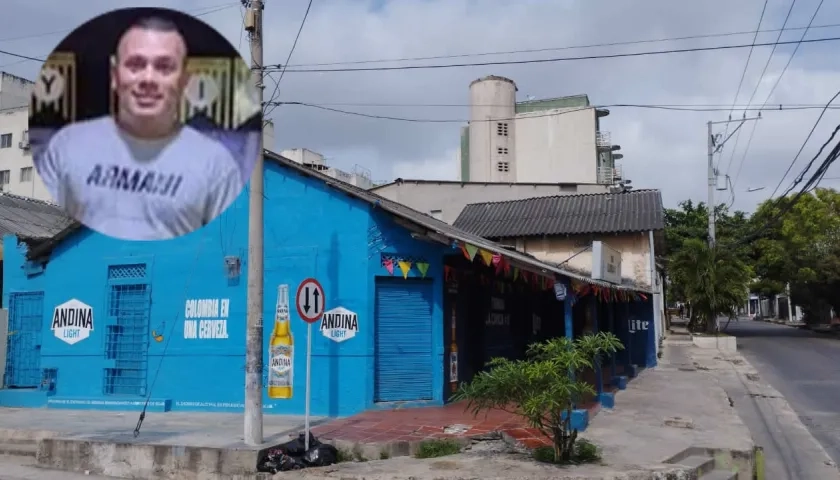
[
  {"left": 0, "top": 73, "right": 51, "bottom": 202},
  {"left": 461, "top": 75, "right": 625, "bottom": 186},
  {"left": 281, "top": 148, "right": 374, "bottom": 190},
  {"left": 0, "top": 152, "right": 655, "bottom": 417},
  {"left": 453, "top": 189, "right": 666, "bottom": 354},
  {"left": 371, "top": 179, "right": 610, "bottom": 225}
]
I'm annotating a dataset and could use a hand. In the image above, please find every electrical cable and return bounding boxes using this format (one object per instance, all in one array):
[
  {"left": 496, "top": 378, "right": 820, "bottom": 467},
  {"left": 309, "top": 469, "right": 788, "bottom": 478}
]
[
  {"left": 262, "top": 36, "right": 840, "bottom": 73},
  {"left": 731, "top": 0, "right": 815, "bottom": 192},
  {"left": 716, "top": 0, "right": 769, "bottom": 173},
  {"left": 263, "top": 0, "right": 314, "bottom": 118},
  {"left": 768, "top": 87, "right": 840, "bottom": 199},
  {"left": 267, "top": 101, "right": 840, "bottom": 123},
  {"left": 0, "top": 3, "right": 240, "bottom": 66},
  {"left": 282, "top": 21, "right": 840, "bottom": 68},
  {"left": 134, "top": 239, "right": 208, "bottom": 438}
]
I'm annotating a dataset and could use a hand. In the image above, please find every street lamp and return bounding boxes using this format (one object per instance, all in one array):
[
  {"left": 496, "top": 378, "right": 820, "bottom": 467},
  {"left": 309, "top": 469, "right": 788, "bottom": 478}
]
[{"left": 746, "top": 186, "right": 765, "bottom": 192}]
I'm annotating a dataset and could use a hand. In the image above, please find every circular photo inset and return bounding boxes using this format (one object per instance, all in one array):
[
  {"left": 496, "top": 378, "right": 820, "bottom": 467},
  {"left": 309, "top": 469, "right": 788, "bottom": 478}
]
[{"left": 29, "top": 7, "right": 262, "bottom": 241}]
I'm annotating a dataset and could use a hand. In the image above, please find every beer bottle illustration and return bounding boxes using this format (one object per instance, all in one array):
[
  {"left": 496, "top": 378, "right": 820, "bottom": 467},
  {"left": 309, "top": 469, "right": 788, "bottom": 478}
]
[{"left": 268, "top": 285, "right": 293, "bottom": 399}]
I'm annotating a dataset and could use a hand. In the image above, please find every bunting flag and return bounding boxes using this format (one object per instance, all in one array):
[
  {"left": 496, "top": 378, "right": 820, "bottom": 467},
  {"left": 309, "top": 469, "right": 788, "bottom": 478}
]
[
  {"left": 416, "top": 262, "right": 430, "bottom": 278},
  {"left": 513, "top": 267, "right": 520, "bottom": 281},
  {"left": 398, "top": 260, "right": 413, "bottom": 279},
  {"left": 491, "top": 253, "right": 502, "bottom": 267},
  {"left": 383, "top": 257, "right": 394, "bottom": 275},
  {"left": 479, "top": 249, "right": 494, "bottom": 266},
  {"left": 461, "top": 243, "right": 479, "bottom": 261},
  {"left": 494, "top": 255, "right": 506, "bottom": 275},
  {"left": 444, "top": 265, "right": 452, "bottom": 281}
]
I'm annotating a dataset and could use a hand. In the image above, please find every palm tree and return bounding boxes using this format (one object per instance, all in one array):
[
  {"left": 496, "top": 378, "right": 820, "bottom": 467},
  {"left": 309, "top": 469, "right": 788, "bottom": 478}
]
[{"left": 669, "top": 238, "right": 751, "bottom": 334}]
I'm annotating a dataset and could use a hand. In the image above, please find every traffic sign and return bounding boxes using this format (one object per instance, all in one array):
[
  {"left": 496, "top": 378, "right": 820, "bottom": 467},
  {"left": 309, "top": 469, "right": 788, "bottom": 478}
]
[{"left": 296, "top": 278, "right": 325, "bottom": 323}]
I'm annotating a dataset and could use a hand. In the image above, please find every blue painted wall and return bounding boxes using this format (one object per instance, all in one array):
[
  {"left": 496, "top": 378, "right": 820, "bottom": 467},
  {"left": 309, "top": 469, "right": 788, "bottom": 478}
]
[
  {"left": 627, "top": 298, "right": 657, "bottom": 368},
  {"left": 1, "top": 158, "right": 447, "bottom": 417}
]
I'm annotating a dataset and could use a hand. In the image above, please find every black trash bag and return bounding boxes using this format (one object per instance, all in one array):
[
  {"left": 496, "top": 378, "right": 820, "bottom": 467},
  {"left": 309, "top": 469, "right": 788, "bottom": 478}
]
[
  {"left": 303, "top": 443, "right": 339, "bottom": 467},
  {"left": 255, "top": 432, "right": 324, "bottom": 473}
]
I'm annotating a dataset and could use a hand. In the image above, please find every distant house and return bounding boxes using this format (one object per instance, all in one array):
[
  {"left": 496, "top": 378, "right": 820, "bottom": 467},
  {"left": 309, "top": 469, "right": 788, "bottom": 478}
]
[{"left": 452, "top": 189, "right": 665, "bottom": 289}]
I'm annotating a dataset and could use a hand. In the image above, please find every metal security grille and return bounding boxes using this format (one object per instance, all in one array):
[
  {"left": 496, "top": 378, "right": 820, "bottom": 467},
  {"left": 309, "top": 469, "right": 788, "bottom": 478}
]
[
  {"left": 103, "top": 265, "right": 150, "bottom": 396},
  {"left": 4, "top": 292, "right": 44, "bottom": 388}
]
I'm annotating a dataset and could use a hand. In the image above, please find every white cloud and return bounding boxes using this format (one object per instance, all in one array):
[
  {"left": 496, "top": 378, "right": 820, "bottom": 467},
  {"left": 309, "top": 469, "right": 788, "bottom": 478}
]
[{"left": 3, "top": 0, "right": 840, "bottom": 212}]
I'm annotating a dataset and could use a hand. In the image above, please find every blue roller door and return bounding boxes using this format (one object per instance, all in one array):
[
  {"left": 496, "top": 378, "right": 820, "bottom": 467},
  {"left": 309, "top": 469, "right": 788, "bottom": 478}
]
[{"left": 374, "top": 278, "right": 433, "bottom": 402}]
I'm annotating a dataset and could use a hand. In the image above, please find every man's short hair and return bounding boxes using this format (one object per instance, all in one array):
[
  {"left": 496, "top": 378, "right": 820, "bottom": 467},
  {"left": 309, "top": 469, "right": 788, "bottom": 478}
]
[
  {"left": 130, "top": 16, "right": 181, "bottom": 35},
  {"left": 114, "top": 15, "right": 187, "bottom": 63}
]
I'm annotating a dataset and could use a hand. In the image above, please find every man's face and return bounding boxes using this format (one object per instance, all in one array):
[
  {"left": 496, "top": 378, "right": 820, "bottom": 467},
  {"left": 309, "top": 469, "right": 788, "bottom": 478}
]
[{"left": 112, "top": 26, "right": 187, "bottom": 122}]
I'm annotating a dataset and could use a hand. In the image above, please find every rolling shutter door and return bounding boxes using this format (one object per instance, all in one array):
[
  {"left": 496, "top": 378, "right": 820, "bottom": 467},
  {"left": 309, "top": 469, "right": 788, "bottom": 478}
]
[{"left": 374, "top": 278, "right": 433, "bottom": 402}]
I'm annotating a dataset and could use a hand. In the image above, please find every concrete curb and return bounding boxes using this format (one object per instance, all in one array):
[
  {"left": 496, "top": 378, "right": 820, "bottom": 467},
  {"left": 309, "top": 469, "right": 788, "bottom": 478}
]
[{"left": 324, "top": 435, "right": 474, "bottom": 461}]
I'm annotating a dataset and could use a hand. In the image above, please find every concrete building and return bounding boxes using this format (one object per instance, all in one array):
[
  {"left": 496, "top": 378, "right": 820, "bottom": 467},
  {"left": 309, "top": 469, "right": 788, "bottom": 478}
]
[
  {"left": 453, "top": 189, "right": 666, "bottom": 354},
  {"left": 372, "top": 179, "right": 610, "bottom": 225},
  {"left": 461, "top": 75, "right": 624, "bottom": 186},
  {"left": 281, "top": 148, "right": 374, "bottom": 190},
  {"left": 0, "top": 73, "right": 50, "bottom": 201},
  {"left": 0, "top": 151, "right": 654, "bottom": 420}
]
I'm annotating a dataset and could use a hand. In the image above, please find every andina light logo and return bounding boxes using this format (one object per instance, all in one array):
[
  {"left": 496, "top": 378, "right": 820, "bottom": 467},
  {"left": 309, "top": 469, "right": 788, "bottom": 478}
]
[{"left": 51, "top": 298, "right": 94, "bottom": 345}]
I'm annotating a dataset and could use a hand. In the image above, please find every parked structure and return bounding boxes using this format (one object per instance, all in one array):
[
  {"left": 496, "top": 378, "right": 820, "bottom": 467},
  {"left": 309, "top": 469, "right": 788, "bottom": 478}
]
[
  {"left": 460, "top": 75, "right": 625, "bottom": 186},
  {"left": 0, "top": 151, "right": 656, "bottom": 420},
  {"left": 453, "top": 189, "right": 666, "bottom": 353},
  {"left": 0, "top": 73, "right": 49, "bottom": 201}
]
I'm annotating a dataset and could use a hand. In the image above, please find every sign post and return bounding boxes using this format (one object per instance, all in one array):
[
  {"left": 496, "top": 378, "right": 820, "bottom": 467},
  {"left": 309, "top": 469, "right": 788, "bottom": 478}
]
[{"left": 295, "top": 278, "right": 325, "bottom": 451}]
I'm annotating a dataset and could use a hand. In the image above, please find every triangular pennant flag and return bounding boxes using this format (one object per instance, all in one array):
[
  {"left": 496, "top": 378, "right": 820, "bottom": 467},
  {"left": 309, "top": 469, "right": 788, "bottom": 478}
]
[
  {"left": 494, "top": 256, "right": 505, "bottom": 275},
  {"left": 491, "top": 254, "right": 502, "bottom": 267},
  {"left": 416, "top": 262, "right": 430, "bottom": 278},
  {"left": 464, "top": 244, "right": 479, "bottom": 261},
  {"left": 513, "top": 267, "right": 520, "bottom": 281},
  {"left": 479, "top": 249, "right": 493, "bottom": 266},
  {"left": 383, "top": 258, "right": 394, "bottom": 275},
  {"left": 398, "top": 260, "right": 412, "bottom": 279}
]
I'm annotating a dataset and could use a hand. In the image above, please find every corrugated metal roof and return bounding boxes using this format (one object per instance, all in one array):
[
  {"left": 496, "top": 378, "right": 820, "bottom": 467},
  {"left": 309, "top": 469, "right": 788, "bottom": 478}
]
[
  {"left": 25, "top": 153, "right": 652, "bottom": 293},
  {"left": 453, "top": 190, "right": 664, "bottom": 238},
  {"left": 0, "top": 192, "right": 74, "bottom": 240}
]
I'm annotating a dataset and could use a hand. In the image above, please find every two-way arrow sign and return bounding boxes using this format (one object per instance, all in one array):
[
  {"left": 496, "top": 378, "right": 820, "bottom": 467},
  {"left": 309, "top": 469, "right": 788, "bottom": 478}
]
[{"left": 296, "top": 278, "right": 325, "bottom": 323}]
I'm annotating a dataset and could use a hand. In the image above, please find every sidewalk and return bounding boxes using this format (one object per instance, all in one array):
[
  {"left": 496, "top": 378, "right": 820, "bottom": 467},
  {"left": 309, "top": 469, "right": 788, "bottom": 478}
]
[
  {"left": 274, "top": 336, "right": 756, "bottom": 479},
  {"left": 0, "top": 338, "right": 758, "bottom": 480}
]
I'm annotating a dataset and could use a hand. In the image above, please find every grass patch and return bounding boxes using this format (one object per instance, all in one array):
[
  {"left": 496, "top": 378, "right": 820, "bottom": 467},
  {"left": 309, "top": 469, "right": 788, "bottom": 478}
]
[
  {"left": 336, "top": 448, "right": 353, "bottom": 463},
  {"left": 379, "top": 449, "right": 390, "bottom": 460},
  {"left": 414, "top": 439, "right": 462, "bottom": 459},
  {"left": 532, "top": 439, "right": 601, "bottom": 465}
]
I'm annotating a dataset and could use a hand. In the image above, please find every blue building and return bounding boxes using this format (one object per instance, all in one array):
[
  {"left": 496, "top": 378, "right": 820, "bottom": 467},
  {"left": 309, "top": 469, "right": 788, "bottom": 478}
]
[{"left": 0, "top": 152, "right": 656, "bottom": 417}]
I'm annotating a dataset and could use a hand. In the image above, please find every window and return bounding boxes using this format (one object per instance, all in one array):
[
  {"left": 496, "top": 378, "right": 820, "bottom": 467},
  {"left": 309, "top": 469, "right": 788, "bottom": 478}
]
[
  {"left": 20, "top": 167, "right": 32, "bottom": 182},
  {"left": 497, "top": 147, "right": 509, "bottom": 155},
  {"left": 0, "top": 133, "right": 11, "bottom": 148},
  {"left": 430, "top": 209, "right": 443, "bottom": 220},
  {"left": 0, "top": 170, "right": 9, "bottom": 186},
  {"left": 496, "top": 122, "right": 509, "bottom": 136},
  {"left": 496, "top": 161, "right": 510, "bottom": 173}
]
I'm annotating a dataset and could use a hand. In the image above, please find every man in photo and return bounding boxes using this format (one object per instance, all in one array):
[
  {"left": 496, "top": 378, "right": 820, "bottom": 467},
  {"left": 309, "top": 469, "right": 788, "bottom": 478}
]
[{"left": 34, "top": 16, "right": 245, "bottom": 241}]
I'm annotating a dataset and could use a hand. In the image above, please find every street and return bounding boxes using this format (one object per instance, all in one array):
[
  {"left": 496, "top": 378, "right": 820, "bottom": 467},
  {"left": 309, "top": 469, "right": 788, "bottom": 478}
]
[{"left": 726, "top": 320, "right": 840, "bottom": 468}]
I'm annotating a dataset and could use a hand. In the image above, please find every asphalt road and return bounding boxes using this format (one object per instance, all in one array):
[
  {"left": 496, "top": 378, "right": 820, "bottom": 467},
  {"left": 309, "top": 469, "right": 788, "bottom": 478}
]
[{"left": 726, "top": 319, "right": 840, "bottom": 467}]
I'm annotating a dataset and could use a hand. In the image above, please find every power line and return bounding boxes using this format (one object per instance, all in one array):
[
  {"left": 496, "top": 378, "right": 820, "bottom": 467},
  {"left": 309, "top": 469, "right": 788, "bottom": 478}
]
[
  {"left": 264, "top": 0, "right": 315, "bottom": 118},
  {"left": 282, "top": 21, "right": 840, "bottom": 68},
  {"left": 263, "top": 36, "right": 840, "bottom": 73},
  {"left": 269, "top": 101, "right": 840, "bottom": 123},
  {"left": 717, "top": 0, "right": 768, "bottom": 174},
  {"left": 0, "top": 2, "right": 239, "bottom": 43},
  {"left": 732, "top": 0, "right": 823, "bottom": 191},
  {"left": 769, "top": 88, "right": 840, "bottom": 199},
  {"left": 0, "top": 3, "right": 240, "bottom": 66},
  {"left": 272, "top": 101, "right": 838, "bottom": 109}
]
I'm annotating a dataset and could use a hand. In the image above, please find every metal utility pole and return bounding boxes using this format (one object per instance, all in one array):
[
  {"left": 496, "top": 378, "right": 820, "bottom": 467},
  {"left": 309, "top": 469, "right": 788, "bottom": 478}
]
[
  {"left": 706, "top": 116, "right": 761, "bottom": 246},
  {"left": 244, "top": 0, "right": 265, "bottom": 447}
]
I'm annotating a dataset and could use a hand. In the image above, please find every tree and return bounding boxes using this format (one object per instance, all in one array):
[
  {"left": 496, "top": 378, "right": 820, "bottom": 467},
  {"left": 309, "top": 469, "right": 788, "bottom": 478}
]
[
  {"left": 451, "top": 333, "right": 623, "bottom": 464},
  {"left": 751, "top": 188, "right": 840, "bottom": 322},
  {"left": 668, "top": 238, "right": 752, "bottom": 333},
  {"left": 664, "top": 200, "right": 754, "bottom": 312}
]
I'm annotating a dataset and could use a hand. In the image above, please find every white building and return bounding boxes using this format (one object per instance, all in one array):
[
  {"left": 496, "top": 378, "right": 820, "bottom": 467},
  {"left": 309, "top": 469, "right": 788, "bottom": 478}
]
[
  {"left": 0, "top": 73, "right": 50, "bottom": 201},
  {"left": 280, "top": 148, "right": 374, "bottom": 190},
  {"left": 462, "top": 75, "right": 624, "bottom": 185}
]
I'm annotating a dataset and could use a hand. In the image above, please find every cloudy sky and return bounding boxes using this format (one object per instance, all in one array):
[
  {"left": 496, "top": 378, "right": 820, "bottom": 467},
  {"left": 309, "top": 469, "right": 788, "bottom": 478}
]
[{"left": 3, "top": 0, "right": 839, "bottom": 212}]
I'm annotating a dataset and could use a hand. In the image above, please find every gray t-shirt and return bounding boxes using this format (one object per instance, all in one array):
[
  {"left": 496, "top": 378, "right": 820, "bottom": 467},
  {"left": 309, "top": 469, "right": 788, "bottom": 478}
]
[{"left": 35, "top": 116, "right": 244, "bottom": 241}]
